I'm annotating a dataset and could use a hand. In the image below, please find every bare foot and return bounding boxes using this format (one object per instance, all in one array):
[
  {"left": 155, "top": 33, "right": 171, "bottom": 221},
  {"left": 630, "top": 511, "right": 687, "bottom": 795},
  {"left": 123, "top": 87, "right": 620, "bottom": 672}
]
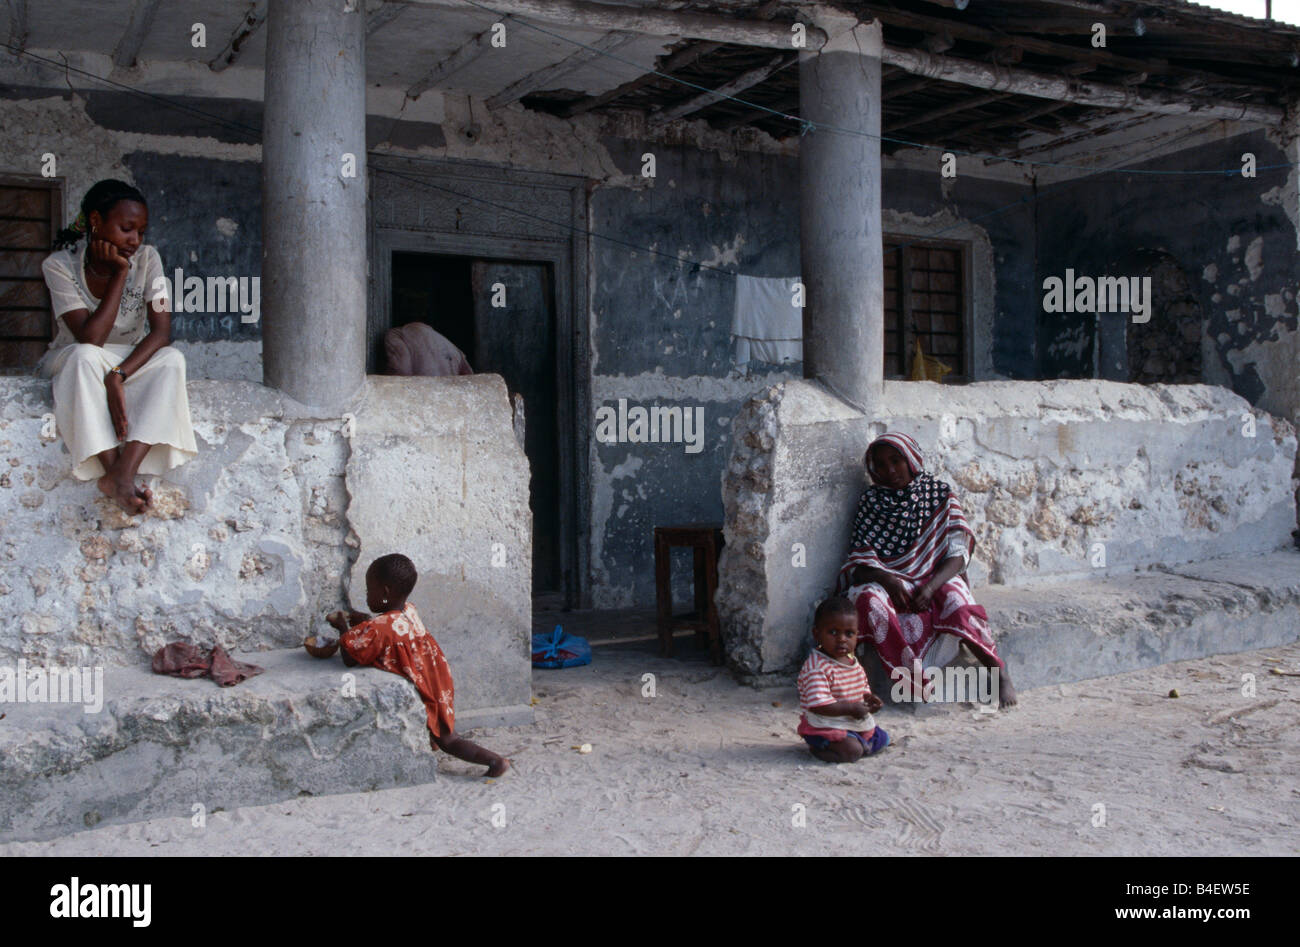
[
  {"left": 999, "top": 669, "right": 1018, "bottom": 708},
  {"left": 98, "top": 475, "right": 146, "bottom": 513},
  {"left": 134, "top": 482, "right": 153, "bottom": 508},
  {"left": 486, "top": 757, "right": 511, "bottom": 778}
]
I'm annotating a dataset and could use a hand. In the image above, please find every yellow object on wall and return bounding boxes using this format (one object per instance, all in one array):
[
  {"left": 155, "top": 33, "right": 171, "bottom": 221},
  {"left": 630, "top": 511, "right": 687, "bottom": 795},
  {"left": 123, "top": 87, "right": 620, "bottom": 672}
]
[{"left": 909, "top": 340, "right": 953, "bottom": 382}]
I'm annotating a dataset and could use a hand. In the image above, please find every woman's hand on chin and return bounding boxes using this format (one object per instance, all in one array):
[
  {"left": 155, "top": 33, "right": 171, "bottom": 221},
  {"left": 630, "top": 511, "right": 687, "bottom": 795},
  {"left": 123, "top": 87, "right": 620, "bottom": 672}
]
[{"left": 90, "top": 237, "right": 130, "bottom": 273}]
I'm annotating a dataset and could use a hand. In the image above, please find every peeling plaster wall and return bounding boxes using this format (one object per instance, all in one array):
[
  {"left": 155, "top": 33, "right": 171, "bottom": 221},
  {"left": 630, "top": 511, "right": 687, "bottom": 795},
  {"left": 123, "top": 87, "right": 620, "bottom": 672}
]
[
  {"left": 586, "top": 137, "right": 800, "bottom": 607},
  {"left": 27, "top": 80, "right": 1291, "bottom": 615},
  {"left": 1035, "top": 129, "right": 1299, "bottom": 429},
  {"left": 584, "top": 137, "right": 1039, "bottom": 607}
]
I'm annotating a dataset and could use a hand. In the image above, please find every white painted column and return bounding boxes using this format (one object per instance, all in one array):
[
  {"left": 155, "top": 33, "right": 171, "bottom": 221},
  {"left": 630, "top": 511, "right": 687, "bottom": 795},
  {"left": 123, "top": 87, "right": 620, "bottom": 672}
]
[
  {"left": 262, "top": 0, "right": 368, "bottom": 411},
  {"left": 798, "top": 12, "right": 883, "bottom": 412}
]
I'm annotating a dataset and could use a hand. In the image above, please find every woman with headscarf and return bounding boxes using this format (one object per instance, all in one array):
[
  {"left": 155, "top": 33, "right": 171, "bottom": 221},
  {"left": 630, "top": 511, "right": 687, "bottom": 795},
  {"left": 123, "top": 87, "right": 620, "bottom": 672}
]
[{"left": 836, "top": 431, "right": 1016, "bottom": 707}]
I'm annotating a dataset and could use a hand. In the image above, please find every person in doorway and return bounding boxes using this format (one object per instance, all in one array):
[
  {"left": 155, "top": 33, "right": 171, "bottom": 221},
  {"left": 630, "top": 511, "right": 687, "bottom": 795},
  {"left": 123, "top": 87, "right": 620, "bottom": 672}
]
[
  {"left": 39, "top": 179, "right": 196, "bottom": 513},
  {"left": 384, "top": 321, "right": 473, "bottom": 377},
  {"left": 327, "top": 553, "right": 511, "bottom": 778},
  {"left": 836, "top": 431, "right": 1017, "bottom": 708}
]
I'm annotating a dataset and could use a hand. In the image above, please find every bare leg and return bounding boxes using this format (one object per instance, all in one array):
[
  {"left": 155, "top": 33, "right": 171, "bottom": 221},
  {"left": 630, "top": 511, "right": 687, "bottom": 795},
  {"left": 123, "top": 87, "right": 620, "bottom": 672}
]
[
  {"left": 96, "top": 442, "right": 150, "bottom": 509},
  {"left": 96, "top": 444, "right": 146, "bottom": 512},
  {"left": 810, "top": 735, "right": 866, "bottom": 764},
  {"left": 97, "top": 441, "right": 153, "bottom": 512},
  {"left": 431, "top": 731, "right": 511, "bottom": 777},
  {"left": 974, "top": 650, "right": 1017, "bottom": 708}
]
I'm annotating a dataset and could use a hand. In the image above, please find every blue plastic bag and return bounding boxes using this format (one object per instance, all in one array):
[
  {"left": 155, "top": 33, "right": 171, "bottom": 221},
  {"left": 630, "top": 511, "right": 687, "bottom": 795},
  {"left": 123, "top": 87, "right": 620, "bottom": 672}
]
[{"left": 531, "top": 624, "right": 592, "bottom": 669}]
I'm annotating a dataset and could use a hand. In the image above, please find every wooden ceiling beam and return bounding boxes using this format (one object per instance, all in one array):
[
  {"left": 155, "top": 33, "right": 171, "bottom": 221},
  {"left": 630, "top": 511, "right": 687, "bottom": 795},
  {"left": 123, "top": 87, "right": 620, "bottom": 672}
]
[
  {"left": 559, "top": 41, "right": 721, "bottom": 117},
  {"left": 557, "top": 0, "right": 784, "bottom": 118},
  {"left": 210, "top": 1, "right": 268, "bottom": 73},
  {"left": 881, "top": 46, "right": 1282, "bottom": 123},
  {"left": 650, "top": 51, "right": 795, "bottom": 125},
  {"left": 859, "top": 2, "right": 1182, "bottom": 78},
  {"left": 112, "top": 0, "right": 163, "bottom": 69},
  {"left": 941, "top": 98, "right": 1072, "bottom": 141},
  {"left": 399, "top": 0, "right": 825, "bottom": 51},
  {"left": 407, "top": 14, "right": 513, "bottom": 99},
  {"left": 991, "top": 112, "right": 1151, "bottom": 162},
  {"left": 885, "top": 90, "right": 1016, "bottom": 133},
  {"left": 883, "top": 75, "right": 937, "bottom": 99},
  {"left": 486, "top": 31, "right": 639, "bottom": 110},
  {"left": 716, "top": 91, "right": 800, "bottom": 131}
]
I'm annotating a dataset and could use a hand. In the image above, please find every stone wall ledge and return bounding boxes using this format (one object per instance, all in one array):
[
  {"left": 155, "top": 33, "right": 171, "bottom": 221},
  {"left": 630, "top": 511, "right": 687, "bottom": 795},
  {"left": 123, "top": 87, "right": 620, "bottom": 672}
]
[
  {"left": 0, "top": 647, "right": 532, "bottom": 842},
  {"left": 719, "top": 378, "right": 1300, "bottom": 680},
  {"left": 0, "top": 373, "right": 533, "bottom": 730},
  {"left": 728, "top": 548, "right": 1300, "bottom": 690}
]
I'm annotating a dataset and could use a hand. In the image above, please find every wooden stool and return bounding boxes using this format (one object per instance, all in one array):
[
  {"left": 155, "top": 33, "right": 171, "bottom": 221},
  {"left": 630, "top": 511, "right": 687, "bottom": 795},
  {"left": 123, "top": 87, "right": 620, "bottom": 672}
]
[{"left": 653, "top": 524, "right": 724, "bottom": 665}]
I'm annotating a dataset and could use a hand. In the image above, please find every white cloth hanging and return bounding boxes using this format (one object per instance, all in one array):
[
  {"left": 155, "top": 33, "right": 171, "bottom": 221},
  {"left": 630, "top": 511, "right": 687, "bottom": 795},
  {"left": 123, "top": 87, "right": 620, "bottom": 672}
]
[{"left": 732, "top": 274, "right": 803, "bottom": 367}]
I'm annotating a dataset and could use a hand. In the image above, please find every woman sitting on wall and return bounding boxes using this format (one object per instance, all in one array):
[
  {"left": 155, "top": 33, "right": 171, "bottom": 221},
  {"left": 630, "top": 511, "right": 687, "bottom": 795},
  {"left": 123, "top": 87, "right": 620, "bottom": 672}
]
[
  {"left": 836, "top": 431, "right": 1017, "bottom": 707},
  {"left": 40, "top": 179, "right": 197, "bottom": 513}
]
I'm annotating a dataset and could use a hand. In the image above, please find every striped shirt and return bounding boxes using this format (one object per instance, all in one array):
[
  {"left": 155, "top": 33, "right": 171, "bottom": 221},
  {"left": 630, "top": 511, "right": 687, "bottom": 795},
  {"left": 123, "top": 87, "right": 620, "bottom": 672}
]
[{"left": 797, "top": 648, "right": 869, "bottom": 711}]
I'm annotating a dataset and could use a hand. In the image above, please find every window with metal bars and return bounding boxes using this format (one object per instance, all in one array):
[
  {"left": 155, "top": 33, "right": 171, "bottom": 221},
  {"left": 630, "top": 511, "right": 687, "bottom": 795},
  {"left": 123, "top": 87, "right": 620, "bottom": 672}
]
[
  {"left": 0, "top": 178, "right": 62, "bottom": 373},
  {"left": 883, "top": 236, "right": 970, "bottom": 382}
]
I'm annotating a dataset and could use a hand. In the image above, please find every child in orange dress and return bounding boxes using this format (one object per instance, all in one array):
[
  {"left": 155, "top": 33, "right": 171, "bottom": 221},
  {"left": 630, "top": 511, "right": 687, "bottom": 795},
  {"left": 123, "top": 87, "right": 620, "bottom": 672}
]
[{"left": 326, "top": 553, "right": 510, "bottom": 778}]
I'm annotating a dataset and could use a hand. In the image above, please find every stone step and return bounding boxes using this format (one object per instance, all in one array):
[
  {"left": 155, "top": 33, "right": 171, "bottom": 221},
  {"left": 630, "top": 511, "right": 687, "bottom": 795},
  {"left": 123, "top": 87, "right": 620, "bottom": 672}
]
[
  {"left": 0, "top": 648, "right": 529, "bottom": 842},
  {"left": 862, "top": 549, "right": 1300, "bottom": 703}
]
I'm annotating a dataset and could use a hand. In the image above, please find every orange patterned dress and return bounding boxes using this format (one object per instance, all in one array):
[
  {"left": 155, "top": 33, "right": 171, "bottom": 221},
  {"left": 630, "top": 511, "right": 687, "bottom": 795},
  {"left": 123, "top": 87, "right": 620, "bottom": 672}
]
[{"left": 339, "top": 602, "right": 456, "bottom": 738}]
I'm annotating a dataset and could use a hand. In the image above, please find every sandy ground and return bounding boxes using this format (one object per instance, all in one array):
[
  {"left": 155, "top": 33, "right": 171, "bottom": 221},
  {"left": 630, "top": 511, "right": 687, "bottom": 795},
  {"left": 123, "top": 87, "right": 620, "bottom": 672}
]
[{"left": 4, "top": 636, "right": 1299, "bottom": 856}]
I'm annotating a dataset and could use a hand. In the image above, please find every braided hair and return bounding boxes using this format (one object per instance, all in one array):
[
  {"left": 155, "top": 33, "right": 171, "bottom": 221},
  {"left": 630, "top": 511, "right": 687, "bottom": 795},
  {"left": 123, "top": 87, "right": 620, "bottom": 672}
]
[{"left": 52, "top": 178, "right": 148, "bottom": 251}]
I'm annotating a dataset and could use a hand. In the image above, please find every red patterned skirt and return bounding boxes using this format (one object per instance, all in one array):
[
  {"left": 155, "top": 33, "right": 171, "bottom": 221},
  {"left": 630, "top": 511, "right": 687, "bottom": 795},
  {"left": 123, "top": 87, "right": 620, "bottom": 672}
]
[{"left": 848, "top": 574, "right": 1003, "bottom": 688}]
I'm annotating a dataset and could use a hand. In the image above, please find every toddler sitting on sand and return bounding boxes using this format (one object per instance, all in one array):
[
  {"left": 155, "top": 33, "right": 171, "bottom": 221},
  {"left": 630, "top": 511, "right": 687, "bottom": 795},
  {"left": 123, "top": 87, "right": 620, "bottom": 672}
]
[
  {"left": 327, "top": 553, "right": 510, "bottom": 778},
  {"left": 796, "top": 596, "right": 890, "bottom": 763}
]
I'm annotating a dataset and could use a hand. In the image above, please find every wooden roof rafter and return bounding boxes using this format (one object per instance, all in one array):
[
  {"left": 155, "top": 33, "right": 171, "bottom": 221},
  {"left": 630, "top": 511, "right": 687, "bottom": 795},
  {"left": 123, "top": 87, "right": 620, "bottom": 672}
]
[{"left": 376, "top": 0, "right": 1298, "bottom": 154}]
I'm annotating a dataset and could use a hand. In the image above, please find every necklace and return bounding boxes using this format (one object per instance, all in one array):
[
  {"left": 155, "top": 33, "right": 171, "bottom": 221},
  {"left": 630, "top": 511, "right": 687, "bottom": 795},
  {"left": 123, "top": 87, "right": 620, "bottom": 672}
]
[{"left": 83, "top": 247, "right": 112, "bottom": 280}]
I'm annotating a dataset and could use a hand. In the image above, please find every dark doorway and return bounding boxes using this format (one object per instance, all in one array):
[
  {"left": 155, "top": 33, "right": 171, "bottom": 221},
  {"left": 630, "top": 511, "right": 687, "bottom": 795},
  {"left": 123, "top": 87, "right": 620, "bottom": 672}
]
[{"left": 390, "top": 252, "right": 562, "bottom": 598}]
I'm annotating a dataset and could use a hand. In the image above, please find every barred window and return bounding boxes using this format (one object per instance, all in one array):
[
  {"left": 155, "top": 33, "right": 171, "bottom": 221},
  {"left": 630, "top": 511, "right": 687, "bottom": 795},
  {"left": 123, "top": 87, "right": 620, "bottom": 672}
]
[
  {"left": 883, "top": 236, "right": 969, "bottom": 381},
  {"left": 0, "top": 178, "right": 62, "bottom": 373}
]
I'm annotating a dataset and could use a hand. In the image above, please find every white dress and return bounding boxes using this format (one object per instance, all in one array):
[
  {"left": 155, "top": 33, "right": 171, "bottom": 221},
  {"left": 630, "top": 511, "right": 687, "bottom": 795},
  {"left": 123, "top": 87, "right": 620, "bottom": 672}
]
[{"left": 39, "top": 241, "right": 197, "bottom": 481}]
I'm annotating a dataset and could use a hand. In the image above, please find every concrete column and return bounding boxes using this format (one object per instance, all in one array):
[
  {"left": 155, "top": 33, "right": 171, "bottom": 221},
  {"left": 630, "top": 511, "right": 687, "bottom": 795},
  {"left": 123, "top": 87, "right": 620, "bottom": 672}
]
[
  {"left": 798, "top": 12, "right": 883, "bottom": 412},
  {"left": 262, "top": 0, "right": 367, "bottom": 411}
]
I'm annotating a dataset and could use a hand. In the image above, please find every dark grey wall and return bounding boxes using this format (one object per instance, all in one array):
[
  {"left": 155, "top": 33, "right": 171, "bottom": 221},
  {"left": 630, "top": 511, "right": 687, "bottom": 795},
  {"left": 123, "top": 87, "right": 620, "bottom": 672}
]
[
  {"left": 591, "top": 139, "right": 802, "bottom": 376},
  {"left": 587, "top": 138, "right": 1041, "bottom": 605},
  {"left": 588, "top": 139, "right": 800, "bottom": 606},
  {"left": 9, "top": 83, "right": 451, "bottom": 344},
  {"left": 884, "top": 166, "right": 1040, "bottom": 378},
  {"left": 1035, "top": 129, "right": 1296, "bottom": 399},
  {"left": 122, "top": 152, "right": 262, "bottom": 342}
]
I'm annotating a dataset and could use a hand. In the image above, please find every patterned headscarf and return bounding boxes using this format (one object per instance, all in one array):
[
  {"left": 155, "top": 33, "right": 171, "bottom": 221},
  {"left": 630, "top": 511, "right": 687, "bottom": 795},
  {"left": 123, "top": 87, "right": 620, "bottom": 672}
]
[
  {"left": 864, "top": 431, "right": 924, "bottom": 486},
  {"left": 838, "top": 431, "right": 972, "bottom": 586}
]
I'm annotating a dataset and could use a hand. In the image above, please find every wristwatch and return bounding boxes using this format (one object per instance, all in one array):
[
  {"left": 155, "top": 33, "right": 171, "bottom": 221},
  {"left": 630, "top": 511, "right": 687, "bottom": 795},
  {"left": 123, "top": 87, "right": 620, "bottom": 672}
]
[{"left": 106, "top": 367, "right": 127, "bottom": 383}]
